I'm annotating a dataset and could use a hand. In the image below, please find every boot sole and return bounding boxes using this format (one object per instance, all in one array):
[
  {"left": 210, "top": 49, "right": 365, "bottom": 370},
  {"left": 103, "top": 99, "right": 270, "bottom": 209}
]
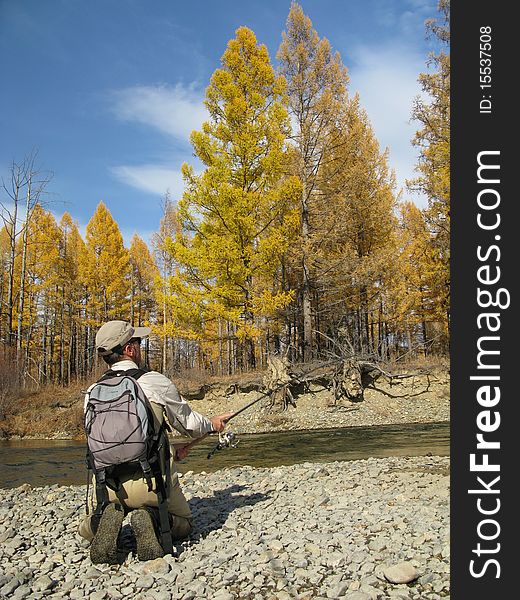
[
  {"left": 90, "top": 503, "right": 124, "bottom": 565},
  {"left": 131, "top": 509, "right": 164, "bottom": 561}
]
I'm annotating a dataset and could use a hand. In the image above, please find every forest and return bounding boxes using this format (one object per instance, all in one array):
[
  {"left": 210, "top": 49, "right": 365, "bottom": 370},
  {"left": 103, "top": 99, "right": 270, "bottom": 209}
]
[{"left": 0, "top": 2, "right": 450, "bottom": 401}]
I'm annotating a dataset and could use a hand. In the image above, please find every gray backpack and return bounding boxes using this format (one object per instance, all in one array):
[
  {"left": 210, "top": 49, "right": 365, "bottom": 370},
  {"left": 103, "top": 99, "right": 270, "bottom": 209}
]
[{"left": 85, "top": 368, "right": 173, "bottom": 555}]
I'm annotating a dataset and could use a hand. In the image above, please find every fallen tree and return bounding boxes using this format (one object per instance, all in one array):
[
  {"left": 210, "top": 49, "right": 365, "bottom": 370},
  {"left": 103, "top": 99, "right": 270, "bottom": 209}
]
[{"left": 177, "top": 355, "right": 434, "bottom": 411}]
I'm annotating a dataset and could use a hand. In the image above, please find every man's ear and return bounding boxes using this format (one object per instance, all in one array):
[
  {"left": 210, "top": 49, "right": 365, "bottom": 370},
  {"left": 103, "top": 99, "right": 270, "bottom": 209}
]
[{"left": 122, "top": 342, "right": 134, "bottom": 359}]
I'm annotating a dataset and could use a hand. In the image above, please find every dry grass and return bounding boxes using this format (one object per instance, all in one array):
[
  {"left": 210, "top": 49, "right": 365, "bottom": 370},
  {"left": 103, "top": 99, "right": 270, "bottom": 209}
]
[
  {"left": 384, "top": 354, "right": 450, "bottom": 375},
  {"left": 0, "top": 380, "right": 86, "bottom": 439}
]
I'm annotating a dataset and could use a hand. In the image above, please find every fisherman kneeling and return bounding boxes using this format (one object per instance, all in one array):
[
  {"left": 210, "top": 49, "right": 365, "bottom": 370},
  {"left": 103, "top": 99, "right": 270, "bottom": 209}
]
[{"left": 78, "top": 320, "right": 232, "bottom": 564}]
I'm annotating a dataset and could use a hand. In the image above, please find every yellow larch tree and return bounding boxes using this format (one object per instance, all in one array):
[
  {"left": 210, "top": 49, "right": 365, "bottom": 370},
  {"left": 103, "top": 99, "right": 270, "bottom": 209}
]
[
  {"left": 19, "top": 204, "right": 61, "bottom": 382},
  {"left": 0, "top": 226, "right": 10, "bottom": 342},
  {"left": 151, "top": 193, "right": 184, "bottom": 374},
  {"left": 408, "top": 0, "right": 450, "bottom": 342},
  {"left": 277, "top": 1, "right": 350, "bottom": 361},
  {"left": 57, "top": 212, "right": 87, "bottom": 382},
  {"left": 316, "top": 96, "right": 398, "bottom": 357},
  {"left": 129, "top": 233, "right": 158, "bottom": 327},
  {"left": 82, "top": 201, "right": 130, "bottom": 322},
  {"left": 80, "top": 202, "right": 130, "bottom": 370},
  {"left": 173, "top": 26, "right": 300, "bottom": 371},
  {"left": 388, "top": 201, "right": 447, "bottom": 354}
]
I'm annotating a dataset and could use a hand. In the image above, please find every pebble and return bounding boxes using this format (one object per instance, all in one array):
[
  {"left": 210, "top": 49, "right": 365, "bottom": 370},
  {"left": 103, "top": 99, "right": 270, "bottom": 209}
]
[{"left": 0, "top": 456, "right": 449, "bottom": 599}]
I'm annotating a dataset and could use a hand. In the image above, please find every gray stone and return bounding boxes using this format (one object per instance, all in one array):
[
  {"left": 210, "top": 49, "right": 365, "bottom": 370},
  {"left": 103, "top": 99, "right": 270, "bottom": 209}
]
[
  {"left": 0, "top": 578, "right": 22, "bottom": 597},
  {"left": 384, "top": 562, "right": 419, "bottom": 584},
  {"left": 327, "top": 582, "right": 349, "bottom": 598},
  {"left": 32, "top": 575, "right": 54, "bottom": 592},
  {"left": 176, "top": 568, "right": 196, "bottom": 586},
  {"left": 344, "top": 593, "right": 372, "bottom": 600},
  {"left": 151, "top": 592, "right": 172, "bottom": 600},
  {"left": 212, "top": 592, "right": 235, "bottom": 600},
  {"left": 135, "top": 575, "right": 154, "bottom": 589},
  {"left": 139, "top": 557, "right": 170, "bottom": 575},
  {"left": 0, "top": 527, "right": 15, "bottom": 543},
  {"left": 85, "top": 567, "right": 103, "bottom": 579},
  {"left": 12, "top": 585, "right": 32, "bottom": 599}
]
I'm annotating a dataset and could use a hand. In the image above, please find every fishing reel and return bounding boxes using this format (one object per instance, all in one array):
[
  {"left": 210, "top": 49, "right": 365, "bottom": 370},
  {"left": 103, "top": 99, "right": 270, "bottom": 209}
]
[{"left": 207, "top": 431, "right": 239, "bottom": 459}]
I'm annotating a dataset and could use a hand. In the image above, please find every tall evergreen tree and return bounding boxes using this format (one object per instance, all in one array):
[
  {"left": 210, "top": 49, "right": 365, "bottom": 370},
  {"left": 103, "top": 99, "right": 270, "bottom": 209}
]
[
  {"left": 151, "top": 193, "right": 181, "bottom": 373},
  {"left": 129, "top": 234, "right": 158, "bottom": 326},
  {"left": 390, "top": 201, "right": 446, "bottom": 354},
  {"left": 57, "top": 213, "right": 86, "bottom": 381},
  {"left": 82, "top": 201, "right": 131, "bottom": 323},
  {"left": 21, "top": 205, "right": 61, "bottom": 382},
  {"left": 317, "top": 97, "right": 398, "bottom": 356}
]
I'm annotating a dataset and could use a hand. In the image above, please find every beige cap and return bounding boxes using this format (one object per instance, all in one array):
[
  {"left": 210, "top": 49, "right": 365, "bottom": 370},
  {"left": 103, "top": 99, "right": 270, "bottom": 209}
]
[{"left": 95, "top": 320, "right": 151, "bottom": 355}]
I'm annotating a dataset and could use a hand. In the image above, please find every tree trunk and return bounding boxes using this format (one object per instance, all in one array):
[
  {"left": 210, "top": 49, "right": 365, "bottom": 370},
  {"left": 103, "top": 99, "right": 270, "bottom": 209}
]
[
  {"left": 264, "top": 354, "right": 296, "bottom": 412},
  {"left": 421, "top": 319, "right": 428, "bottom": 356},
  {"left": 6, "top": 204, "right": 18, "bottom": 347},
  {"left": 301, "top": 181, "right": 313, "bottom": 362}
]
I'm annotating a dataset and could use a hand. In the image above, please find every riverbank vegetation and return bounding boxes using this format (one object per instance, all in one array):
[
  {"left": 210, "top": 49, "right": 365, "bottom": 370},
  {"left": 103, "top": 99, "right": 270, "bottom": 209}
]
[
  {"left": 0, "top": 354, "right": 449, "bottom": 440},
  {"left": 1, "top": 3, "right": 450, "bottom": 426}
]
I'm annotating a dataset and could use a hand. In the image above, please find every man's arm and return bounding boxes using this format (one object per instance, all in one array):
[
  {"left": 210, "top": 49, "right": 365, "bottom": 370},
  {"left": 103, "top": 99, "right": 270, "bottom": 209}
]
[{"left": 139, "top": 371, "right": 233, "bottom": 437}]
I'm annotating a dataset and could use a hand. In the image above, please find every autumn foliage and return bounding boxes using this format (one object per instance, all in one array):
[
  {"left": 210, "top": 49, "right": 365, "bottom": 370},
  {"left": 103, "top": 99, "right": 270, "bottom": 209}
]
[{"left": 0, "top": 2, "right": 450, "bottom": 392}]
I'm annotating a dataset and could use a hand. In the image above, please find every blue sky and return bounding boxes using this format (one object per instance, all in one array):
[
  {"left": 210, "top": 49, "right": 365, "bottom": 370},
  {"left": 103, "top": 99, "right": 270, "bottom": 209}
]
[{"left": 0, "top": 0, "right": 440, "bottom": 244}]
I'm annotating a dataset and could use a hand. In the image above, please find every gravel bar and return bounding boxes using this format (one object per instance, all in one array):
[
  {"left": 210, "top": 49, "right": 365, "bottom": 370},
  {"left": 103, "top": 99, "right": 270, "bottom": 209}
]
[{"left": 0, "top": 455, "right": 450, "bottom": 599}]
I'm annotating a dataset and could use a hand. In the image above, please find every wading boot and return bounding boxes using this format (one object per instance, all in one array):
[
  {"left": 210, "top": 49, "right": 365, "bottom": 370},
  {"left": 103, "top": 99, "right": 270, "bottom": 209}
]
[
  {"left": 90, "top": 503, "right": 124, "bottom": 565},
  {"left": 130, "top": 508, "right": 165, "bottom": 561}
]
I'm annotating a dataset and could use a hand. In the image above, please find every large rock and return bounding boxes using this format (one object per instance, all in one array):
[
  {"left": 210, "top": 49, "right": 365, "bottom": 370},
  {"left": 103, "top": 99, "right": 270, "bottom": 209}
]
[{"left": 383, "top": 562, "right": 419, "bottom": 583}]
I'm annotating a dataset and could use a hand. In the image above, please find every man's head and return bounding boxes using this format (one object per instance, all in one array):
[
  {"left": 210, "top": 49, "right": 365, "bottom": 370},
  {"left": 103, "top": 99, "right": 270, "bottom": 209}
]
[{"left": 95, "top": 320, "right": 151, "bottom": 365}]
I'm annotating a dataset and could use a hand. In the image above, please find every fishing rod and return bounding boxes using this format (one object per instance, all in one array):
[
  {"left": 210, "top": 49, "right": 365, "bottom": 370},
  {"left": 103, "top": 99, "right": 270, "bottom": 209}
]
[{"left": 173, "top": 387, "right": 274, "bottom": 460}]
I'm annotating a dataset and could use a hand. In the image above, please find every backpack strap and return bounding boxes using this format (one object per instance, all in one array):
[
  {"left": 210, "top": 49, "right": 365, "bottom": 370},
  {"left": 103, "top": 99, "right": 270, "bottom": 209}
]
[
  {"left": 144, "top": 419, "right": 173, "bottom": 555},
  {"left": 123, "top": 367, "right": 147, "bottom": 380},
  {"left": 90, "top": 468, "right": 111, "bottom": 534},
  {"left": 149, "top": 453, "right": 173, "bottom": 555},
  {"left": 97, "top": 367, "right": 147, "bottom": 382},
  {"left": 138, "top": 458, "right": 154, "bottom": 492}
]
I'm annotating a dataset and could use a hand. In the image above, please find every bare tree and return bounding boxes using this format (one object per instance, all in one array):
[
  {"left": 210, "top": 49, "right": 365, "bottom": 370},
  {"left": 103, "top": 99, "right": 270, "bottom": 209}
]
[{"left": 0, "top": 149, "right": 53, "bottom": 359}]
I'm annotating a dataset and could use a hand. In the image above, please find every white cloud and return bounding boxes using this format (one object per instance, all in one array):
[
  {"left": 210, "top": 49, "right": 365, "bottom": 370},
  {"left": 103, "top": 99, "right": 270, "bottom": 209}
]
[
  {"left": 110, "top": 83, "right": 207, "bottom": 142},
  {"left": 108, "top": 83, "right": 206, "bottom": 199},
  {"left": 109, "top": 164, "right": 185, "bottom": 198},
  {"left": 348, "top": 43, "right": 428, "bottom": 206}
]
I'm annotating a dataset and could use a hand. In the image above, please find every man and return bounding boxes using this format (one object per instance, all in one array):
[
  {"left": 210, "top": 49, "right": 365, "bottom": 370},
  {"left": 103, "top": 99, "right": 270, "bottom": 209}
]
[{"left": 78, "top": 320, "right": 233, "bottom": 564}]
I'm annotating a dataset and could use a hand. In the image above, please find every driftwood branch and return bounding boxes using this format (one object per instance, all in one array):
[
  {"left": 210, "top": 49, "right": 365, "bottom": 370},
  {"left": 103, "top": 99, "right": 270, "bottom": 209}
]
[
  {"left": 176, "top": 356, "right": 434, "bottom": 408},
  {"left": 263, "top": 355, "right": 297, "bottom": 412},
  {"left": 369, "top": 375, "right": 433, "bottom": 399}
]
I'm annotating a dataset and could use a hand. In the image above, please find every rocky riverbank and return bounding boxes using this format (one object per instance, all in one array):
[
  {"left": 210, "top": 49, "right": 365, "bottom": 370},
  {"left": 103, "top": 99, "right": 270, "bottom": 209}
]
[
  {"left": 185, "top": 368, "right": 450, "bottom": 436},
  {"left": 0, "top": 455, "right": 450, "bottom": 600},
  {"left": 0, "top": 364, "right": 449, "bottom": 440}
]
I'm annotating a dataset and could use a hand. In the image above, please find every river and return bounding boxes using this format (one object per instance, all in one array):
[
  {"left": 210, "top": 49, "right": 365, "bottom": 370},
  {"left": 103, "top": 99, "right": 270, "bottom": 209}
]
[{"left": 0, "top": 421, "right": 449, "bottom": 489}]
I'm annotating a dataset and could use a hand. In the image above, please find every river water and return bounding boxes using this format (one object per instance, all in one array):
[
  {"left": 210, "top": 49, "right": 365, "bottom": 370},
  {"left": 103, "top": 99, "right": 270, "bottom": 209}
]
[{"left": 0, "top": 422, "right": 449, "bottom": 489}]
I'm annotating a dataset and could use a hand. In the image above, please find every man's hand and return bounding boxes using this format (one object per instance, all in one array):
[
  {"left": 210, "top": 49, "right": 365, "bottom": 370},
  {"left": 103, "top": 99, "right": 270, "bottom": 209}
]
[
  {"left": 210, "top": 412, "right": 235, "bottom": 433},
  {"left": 175, "top": 446, "right": 189, "bottom": 461}
]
